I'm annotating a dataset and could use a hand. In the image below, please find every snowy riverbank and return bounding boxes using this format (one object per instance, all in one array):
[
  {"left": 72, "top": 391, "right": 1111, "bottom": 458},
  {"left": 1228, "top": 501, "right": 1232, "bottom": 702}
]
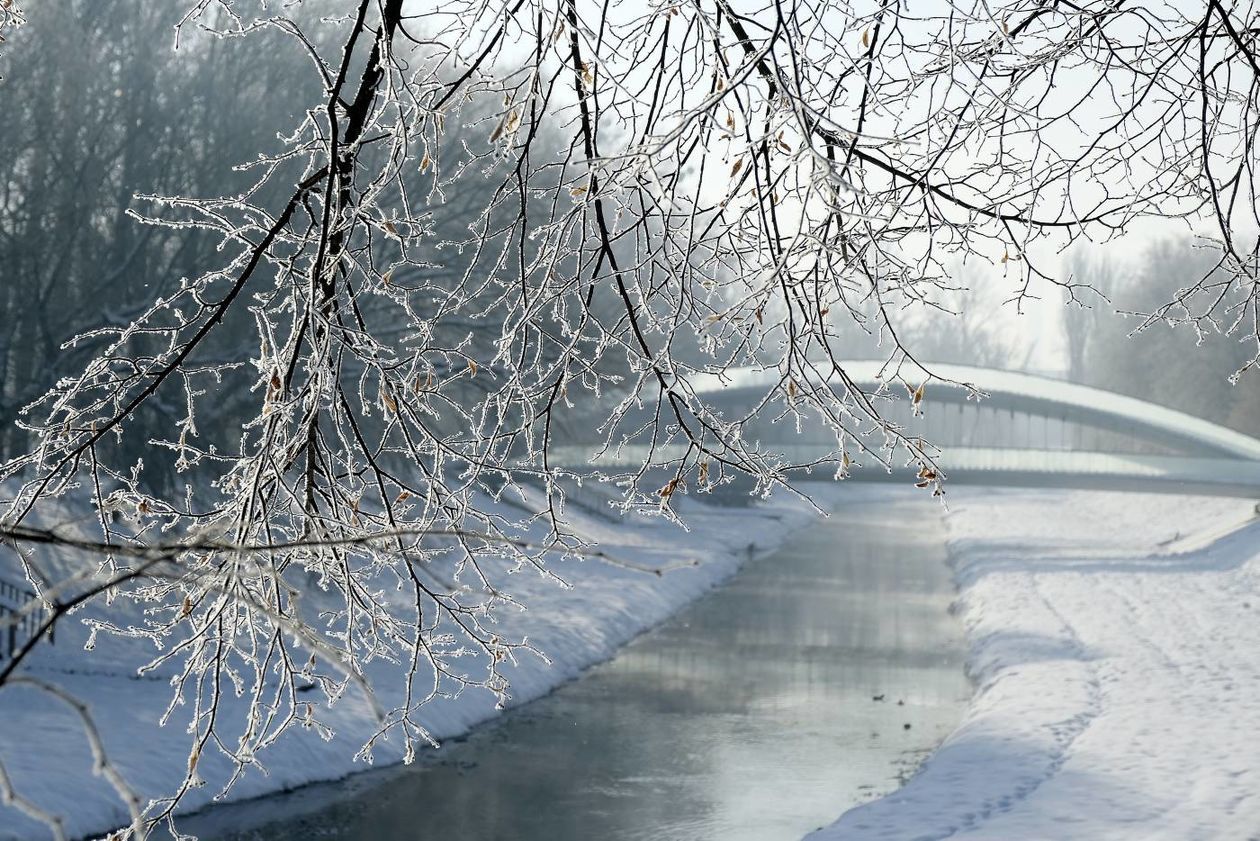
[
  {"left": 0, "top": 486, "right": 832, "bottom": 841},
  {"left": 817, "top": 487, "right": 1260, "bottom": 840},
  {"left": 11, "top": 484, "right": 1260, "bottom": 841}
]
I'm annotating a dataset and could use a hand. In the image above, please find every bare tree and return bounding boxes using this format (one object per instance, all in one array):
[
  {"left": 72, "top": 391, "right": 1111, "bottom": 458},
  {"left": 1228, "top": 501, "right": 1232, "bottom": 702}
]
[
  {"left": 1065, "top": 238, "right": 1260, "bottom": 434},
  {"left": 0, "top": 1, "right": 316, "bottom": 472},
  {"left": 1063, "top": 249, "right": 1119, "bottom": 385},
  {"left": 3, "top": 1, "right": 1260, "bottom": 836},
  {"left": 897, "top": 265, "right": 1030, "bottom": 370}
]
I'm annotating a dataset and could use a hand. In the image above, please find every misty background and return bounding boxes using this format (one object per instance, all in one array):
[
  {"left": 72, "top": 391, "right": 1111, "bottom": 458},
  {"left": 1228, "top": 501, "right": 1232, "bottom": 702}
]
[{"left": 4, "top": 0, "right": 1260, "bottom": 482}]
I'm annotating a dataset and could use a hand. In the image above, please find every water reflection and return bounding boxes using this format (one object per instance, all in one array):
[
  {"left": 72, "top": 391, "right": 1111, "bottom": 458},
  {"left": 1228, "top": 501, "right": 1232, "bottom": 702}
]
[{"left": 183, "top": 494, "right": 970, "bottom": 841}]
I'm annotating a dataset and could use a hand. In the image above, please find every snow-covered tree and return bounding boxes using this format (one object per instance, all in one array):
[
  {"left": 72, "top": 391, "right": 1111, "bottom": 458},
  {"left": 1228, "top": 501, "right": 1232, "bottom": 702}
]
[{"left": 2, "top": 1, "right": 1260, "bottom": 836}]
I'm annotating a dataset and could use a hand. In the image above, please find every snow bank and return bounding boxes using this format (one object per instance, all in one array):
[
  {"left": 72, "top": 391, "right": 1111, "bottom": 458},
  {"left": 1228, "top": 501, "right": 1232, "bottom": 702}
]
[
  {"left": 0, "top": 486, "right": 831, "bottom": 841},
  {"left": 815, "top": 488, "right": 1260, "bottom": 840}
]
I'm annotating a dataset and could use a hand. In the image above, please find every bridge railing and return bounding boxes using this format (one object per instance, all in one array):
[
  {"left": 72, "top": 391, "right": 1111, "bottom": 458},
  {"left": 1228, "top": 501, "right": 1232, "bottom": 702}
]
[
  {"left": 687, "top": 362, "right": 1260, "bottom": 461},
  {"left": 540, "top": 443, "right": 1260, "bottom": 497}
]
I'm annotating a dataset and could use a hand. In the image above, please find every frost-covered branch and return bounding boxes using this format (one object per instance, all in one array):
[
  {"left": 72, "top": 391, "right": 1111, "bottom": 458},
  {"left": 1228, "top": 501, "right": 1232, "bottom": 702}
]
[{"left": 2, "top": 0, "right": 1260, "bottom": 836}]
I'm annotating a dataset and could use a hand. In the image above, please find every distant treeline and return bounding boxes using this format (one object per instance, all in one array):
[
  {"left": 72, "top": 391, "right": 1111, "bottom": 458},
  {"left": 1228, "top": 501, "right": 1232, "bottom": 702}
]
[
  {"left": 0, "top": 2, "right": 316, "bottom": 471},
  {"left": 0, "top": 2, "right": 624, "bottom": 489},
  {"left": 1064, "top": 239, "right": 1260, "bottom": 438}
]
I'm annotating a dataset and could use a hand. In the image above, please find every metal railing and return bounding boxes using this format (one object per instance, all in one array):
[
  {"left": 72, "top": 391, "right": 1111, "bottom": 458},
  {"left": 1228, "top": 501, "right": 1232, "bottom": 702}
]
[{"left": 0, "top": 576, "right": 53, "bottom": 661}]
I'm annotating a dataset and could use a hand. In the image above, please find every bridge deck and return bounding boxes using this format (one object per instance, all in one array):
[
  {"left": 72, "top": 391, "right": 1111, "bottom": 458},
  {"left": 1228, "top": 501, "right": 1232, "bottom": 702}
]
[{"left": 547, "top": 446, "right": 1260, "bottom": 498}]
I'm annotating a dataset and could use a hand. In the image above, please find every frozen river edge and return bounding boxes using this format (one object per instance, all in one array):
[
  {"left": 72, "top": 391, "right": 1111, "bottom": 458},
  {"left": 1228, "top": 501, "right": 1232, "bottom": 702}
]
[
  {"left": 815, "top": 488, "right": 1260, "bottom": 840},
  {"left": 0, "top": 484, "right": 842, "bottom": 841}
]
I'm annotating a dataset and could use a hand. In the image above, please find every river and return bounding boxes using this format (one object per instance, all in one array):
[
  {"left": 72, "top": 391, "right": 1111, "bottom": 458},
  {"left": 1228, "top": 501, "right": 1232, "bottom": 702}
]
[{"left": 180, "top": 493, "right": 970, "bottom": 841}]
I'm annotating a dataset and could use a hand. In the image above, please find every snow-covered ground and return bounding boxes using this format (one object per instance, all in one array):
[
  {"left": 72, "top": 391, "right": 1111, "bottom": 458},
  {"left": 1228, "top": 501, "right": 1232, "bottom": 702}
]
[
  {"left": 0, "top": 486, "right": 832, "bottom": 841},
  {"left": 10, "top": 483, "right": 1260, "bottom": 841},
  {"left": 818, "top": 487, "right": 1260, "bottom": 841}
]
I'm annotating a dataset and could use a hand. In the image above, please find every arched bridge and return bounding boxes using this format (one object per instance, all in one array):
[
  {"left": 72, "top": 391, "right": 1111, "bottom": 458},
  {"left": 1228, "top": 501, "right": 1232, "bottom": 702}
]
[
  {"left": 558, "top": 362, "right": 1260, "bottom": 497},
  {"left": 692, "top": 362, "right": 1260, "bottom": 497}
]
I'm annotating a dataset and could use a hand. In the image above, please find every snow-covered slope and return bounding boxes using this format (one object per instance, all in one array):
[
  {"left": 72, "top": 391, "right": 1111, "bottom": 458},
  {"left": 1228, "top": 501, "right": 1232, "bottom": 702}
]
[
  {"left": 816, "top": 488, "right": 1260, "bottom": 841},
  {"left": 13, "top": 483, "right": 1260, "bottom": 841},
  {"left": 0, "top": 487, "right": 832, "bottom": 841}
]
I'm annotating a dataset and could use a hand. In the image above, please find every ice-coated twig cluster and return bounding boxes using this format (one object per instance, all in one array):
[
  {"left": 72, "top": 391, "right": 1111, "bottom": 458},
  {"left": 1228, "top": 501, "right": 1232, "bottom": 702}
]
[{"left": 2, "top": 1, "right": 1260, "bottom": 837}]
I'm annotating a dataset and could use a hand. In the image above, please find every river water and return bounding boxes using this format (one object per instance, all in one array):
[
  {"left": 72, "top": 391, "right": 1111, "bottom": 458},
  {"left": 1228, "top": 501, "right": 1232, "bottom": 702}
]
[{"left": 182, "top": 493, "right": 970, "bottom": 841}]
